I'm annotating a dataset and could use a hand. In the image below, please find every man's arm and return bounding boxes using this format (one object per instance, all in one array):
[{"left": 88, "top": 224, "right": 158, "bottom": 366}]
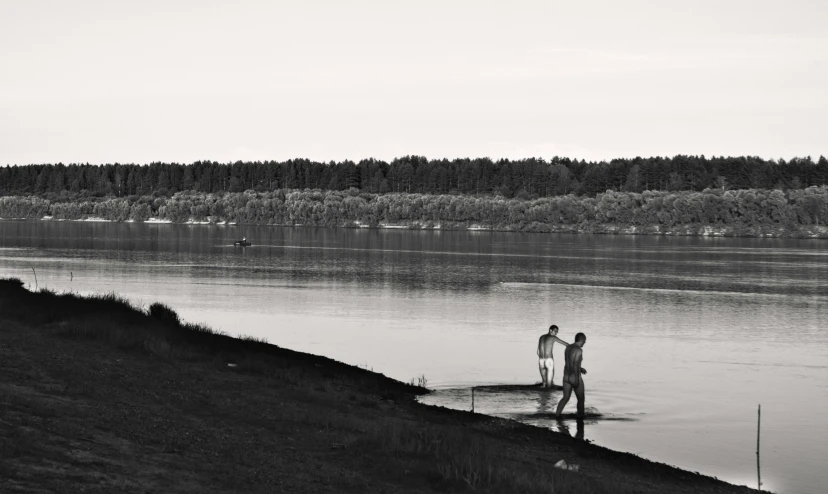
[
  {"left": 551, "top": 336, "right": 570, "bottom": 346},
  {"left": 572, "top": 349, "right": 583, "bottom": 376},
  {"left": 537, "top": 337, "right": 542, "bottom": 356}
]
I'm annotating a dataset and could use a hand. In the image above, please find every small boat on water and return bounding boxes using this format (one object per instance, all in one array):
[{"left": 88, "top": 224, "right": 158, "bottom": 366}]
[{"left": 233, "top": 237, "right": 251, "bottom": 247}]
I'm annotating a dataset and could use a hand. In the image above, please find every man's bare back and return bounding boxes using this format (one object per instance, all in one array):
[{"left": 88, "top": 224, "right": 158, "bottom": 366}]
[
  {"left": 556, "top": 332, "right": 587, "bottom": 418},
  {"left": 562, "top": 345, "right": 583, "bottom": 387},
  {"left": 537, "top": 334, "right": 562, "bottom": 359},
  {"left": 537, "top": 325, "right": 569, "bottom": 388}
]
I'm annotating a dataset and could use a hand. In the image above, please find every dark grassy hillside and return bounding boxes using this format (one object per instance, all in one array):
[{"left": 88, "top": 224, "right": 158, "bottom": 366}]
[{"left": 0, "top": 278, "right": 759, "bottom": 493}]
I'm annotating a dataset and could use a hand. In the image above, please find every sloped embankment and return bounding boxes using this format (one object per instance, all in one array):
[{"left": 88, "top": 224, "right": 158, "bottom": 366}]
[{"left": 0, "top": 279, "right": 758, "bottom": 493}]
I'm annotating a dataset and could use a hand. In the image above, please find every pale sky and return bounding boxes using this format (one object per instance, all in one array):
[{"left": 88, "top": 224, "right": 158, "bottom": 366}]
[{"left": 1, "top": 0, "right": 827, "bottom": 165}]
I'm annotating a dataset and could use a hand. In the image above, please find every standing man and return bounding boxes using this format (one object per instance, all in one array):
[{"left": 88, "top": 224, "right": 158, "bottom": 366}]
[
  {"left": 555, "top": 332, "right": 587, "bottom": 418},
  {"left": 537, "top": 325, "right": 569, "bottom": 389}
]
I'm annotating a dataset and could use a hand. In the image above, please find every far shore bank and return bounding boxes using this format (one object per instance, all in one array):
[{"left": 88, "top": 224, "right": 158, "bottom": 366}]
[
  {"left": 0, "top": 278, "right": 762, "bottom": 494},
  {"left": 1, "top": 215, "right": 826, "bottom": 239},
  {"left": 2, "top": 186, "right": 827, "bottom": 239}
]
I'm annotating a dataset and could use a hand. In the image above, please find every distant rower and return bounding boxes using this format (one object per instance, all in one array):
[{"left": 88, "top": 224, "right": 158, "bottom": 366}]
[{"left": 536, "top": 325, "right": 570, "bottom": 389}]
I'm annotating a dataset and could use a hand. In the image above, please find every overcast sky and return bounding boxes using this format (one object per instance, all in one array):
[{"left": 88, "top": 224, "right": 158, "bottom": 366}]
[{"left": 1, "top": 0, "right": 826, "bottom": 165}]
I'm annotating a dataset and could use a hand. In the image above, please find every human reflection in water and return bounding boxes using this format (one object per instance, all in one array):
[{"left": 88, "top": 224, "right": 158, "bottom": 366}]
[
  {"left": 537, "top": 389, "right": 553, "bottom": 414},
  {"left": 555, "top": 418, "right": 585, "bottom": 441}
]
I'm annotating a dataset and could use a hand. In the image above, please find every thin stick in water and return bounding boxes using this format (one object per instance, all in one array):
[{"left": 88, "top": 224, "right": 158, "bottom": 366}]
[
  {"left": 471, "top": 387, "right": 475, "bottom": 414},
  {"left": 31, "top": 267, "right": 38, "bottom": 291},
  {"left": 757, "top": 404, "right": 762, "bottom": 491}
]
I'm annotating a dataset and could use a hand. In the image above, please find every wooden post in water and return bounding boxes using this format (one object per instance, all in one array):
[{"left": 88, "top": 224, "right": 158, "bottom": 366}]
[
  {"left": 31, "top": 267, "right": 37, "bottom": 291},
  {"left": 471, "top": 387, "right": 475, "bottom": 414},
  {"left": 757, "top": 404, "right": 762, "bottom": 491}
]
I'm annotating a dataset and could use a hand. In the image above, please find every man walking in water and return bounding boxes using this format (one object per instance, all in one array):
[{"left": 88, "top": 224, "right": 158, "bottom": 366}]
[
  {"left": 555, "top": 332, "right": 587, "bottom": 418},
  {"left": 537, "top": 325, "right": 569, "bottom": 388}
]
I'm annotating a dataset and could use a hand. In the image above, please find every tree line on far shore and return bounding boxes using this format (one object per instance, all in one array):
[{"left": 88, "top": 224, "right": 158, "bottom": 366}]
[
  {"left": 1, "top": 187, "right": 826, "bottom": 236},
  {"left": 2, "top": 155, "right": 828, "bottom": 199}
]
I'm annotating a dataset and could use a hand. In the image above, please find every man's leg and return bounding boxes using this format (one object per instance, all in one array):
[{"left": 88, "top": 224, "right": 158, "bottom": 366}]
[
  {"left": 574, "top": 379, "right": 585, "bottom": 417},
  {"left": 538, "top": 360, "right": 547, "bottom": 388},
  {"left": 542, "top": 359, "right": 553, "bottom": 388},
  {"left": 550, "top": 361, "right": 556, "bottom": 388},
  {"left": 555, "top": 382, "right": 572, "bottom": 418}
]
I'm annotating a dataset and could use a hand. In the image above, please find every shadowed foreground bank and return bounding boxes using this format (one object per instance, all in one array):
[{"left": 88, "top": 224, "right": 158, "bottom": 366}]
[{"left": 0, "top": 279, "right": 759, "bottom": 493}]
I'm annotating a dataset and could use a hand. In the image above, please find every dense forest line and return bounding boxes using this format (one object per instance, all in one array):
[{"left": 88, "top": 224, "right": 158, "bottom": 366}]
[
  {"left": 2, "top": 155, "right": 828, "bottom": 199},
  {"left": 1, "top": 187, "right": 826, "bottom": 237}
]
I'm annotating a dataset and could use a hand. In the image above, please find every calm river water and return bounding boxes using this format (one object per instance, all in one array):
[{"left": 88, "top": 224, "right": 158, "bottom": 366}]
[{"left": 1, "top": 220, "right": 826, "bottom": 494}]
